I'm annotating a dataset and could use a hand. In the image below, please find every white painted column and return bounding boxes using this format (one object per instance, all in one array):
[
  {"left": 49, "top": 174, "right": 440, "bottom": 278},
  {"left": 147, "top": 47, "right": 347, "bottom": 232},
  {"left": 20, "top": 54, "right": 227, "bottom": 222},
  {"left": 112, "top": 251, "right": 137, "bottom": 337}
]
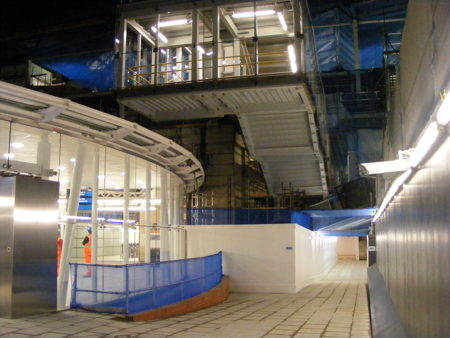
[
  {"left": 212, "top": 5, "right": 220, "bottom": 79},
  {"left": 91, "top": 147, "right": 99, "bottom": 265},
  {"left": 57, "top": 142, "right": 86, "bottom": 308},
  {"left": 233, "top": 40, "right": 240, "bottom": 76},
  {"left": 191, "top": 8, "right": 199, "bottom": 82},
  {"left": 175, "top": 47, "right": 183, "bottom": 81},
  {"left": 123, "top": 155, "right": 130, "bottom": 264},
  {"left": 145, "top": 165, "right": 152, "bottom": 263},
  {"left": 292, "top": 0, "right": 304, "bottom": 74},
  {"left": 172, "top": 181, "right": 179, "bottom": 260},
  {"left": 178, "top": 184, "right": 185, "bottom": 259},
  {"left": 159, "top": 170, "right": 170, "bottom": 261},
  {"left": 37, "top": 133, "right": 51, "bottom": 179}
]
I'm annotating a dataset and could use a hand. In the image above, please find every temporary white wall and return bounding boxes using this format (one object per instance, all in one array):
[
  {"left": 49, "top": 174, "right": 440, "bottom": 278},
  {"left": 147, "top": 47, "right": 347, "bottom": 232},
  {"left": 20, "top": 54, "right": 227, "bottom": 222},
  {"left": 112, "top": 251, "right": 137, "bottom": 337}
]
[
  {"left": 187, "top": 224, "right": 337, "bottom": 293},
  {"left": 337, "top": 237, "right": 359, "bottom": 260}
]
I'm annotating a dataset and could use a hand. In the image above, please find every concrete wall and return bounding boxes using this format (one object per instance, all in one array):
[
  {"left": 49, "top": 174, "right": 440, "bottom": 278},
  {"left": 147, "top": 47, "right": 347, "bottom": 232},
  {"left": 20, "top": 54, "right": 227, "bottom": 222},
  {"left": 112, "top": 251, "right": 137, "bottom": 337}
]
[
  {"left": 186, "top": 224, "right": 337, "bottom": 293},
  {"left": 337, "top": 237, "right": 359, "bottom": 260}
]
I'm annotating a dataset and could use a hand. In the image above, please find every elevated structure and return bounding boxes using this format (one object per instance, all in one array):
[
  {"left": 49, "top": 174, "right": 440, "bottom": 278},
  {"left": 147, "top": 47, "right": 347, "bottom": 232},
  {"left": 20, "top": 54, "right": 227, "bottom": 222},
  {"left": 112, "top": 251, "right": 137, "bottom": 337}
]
[{"left": 117, "top": 0, "right": 329, "bottom": 197}]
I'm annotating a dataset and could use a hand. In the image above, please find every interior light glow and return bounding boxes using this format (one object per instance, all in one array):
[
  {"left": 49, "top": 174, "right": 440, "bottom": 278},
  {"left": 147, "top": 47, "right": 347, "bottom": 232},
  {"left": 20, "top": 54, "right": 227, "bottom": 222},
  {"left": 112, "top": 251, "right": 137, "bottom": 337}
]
[
  {"left": 58, "top": 199, "right": 67, "bottom": 204},
  {"left": 372, "top": 169, "right": 413, "bottom": 223},
  {"left": 69, "top": 158, "right": 76, "bottom": 163},
  {"left": 277, "top": 12, "right": 288, "bottom": 31},
  {"left": 121, "top": 172, "right": 125, "bottom": 176},
  {"left": 57, "top": 165, "right": 66, "bottom": 171},
  {"left": 206, "top": 50, "right": 213, "bottom": 56},
  {"left": 150, "top": 26, "right": 168, "bottom": 43},
  {"left": 158, "top": 19, "right": 189, "bottom": 27},
  {"left": 410, "top": 122, "right": 439, "bottom": 168},
  {"left": 232, "top": 10, "right": 276, "bottom": 19},
  {"left": 98, "top": 174, "right": 105, "bottom": 179},
  {"left": 197, "top": 45, "right": 206, "bottom": 54},
  {"left": 62, "top": 215, "right": 92, "bottom": 221},
  {"left": 11, "top": 142, "right": 24, "bottom": 149},
  {"left": 114, "top": 38, "right": 120, "bottom": 44},
  {"left": 136, "top": 180, "right": 143, "bottom": 184},
  {"left": 436, "top": 93, "right": 450, "bottom": 125},
  {"left": 288, "top": 45, "right": 297, "bottom": 73},
  {"left": 184, "top": 46, "right": 192, "bottom": 54},
  {"left": 160, "top": 49, "right": 167, "bottom": 55},
  {"left": 3, "top": 153, "right": 14, "bottom": 159}
]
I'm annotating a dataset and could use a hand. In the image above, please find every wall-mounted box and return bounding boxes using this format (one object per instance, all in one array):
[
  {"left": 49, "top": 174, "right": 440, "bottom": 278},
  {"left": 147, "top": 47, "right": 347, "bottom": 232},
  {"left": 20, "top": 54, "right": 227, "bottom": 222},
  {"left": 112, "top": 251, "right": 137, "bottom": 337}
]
[{"left": 0, "top": 176, "right": 58, "bottom": 318}]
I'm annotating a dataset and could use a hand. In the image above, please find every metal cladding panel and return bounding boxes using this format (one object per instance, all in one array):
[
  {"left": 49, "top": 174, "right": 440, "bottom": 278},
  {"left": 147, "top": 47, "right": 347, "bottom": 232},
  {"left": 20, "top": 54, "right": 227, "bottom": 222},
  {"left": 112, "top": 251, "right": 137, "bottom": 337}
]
[
  {"left": 0, "top": 176, "right": 58, "bottom": 318},
  {"left": 0, "top": 178, "right": 14, "bottom": 318},
  {"left": 375, "top": 137, "right": 450, "bottom": 337}
]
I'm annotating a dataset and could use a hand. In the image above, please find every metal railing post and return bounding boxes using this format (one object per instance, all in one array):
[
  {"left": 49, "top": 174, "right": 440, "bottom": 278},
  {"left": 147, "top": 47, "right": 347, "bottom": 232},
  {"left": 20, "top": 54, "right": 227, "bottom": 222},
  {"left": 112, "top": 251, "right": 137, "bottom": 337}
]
[{"left": 125, "top": 265, "right": 129, "bottom": 314}]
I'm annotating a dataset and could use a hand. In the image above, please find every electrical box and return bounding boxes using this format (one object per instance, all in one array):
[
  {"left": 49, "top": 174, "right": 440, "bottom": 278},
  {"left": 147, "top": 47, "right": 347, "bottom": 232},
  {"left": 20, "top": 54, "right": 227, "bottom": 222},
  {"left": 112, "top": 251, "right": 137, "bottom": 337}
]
[{"left": 0, "top": 176, "right": 59, "bottom": 318}]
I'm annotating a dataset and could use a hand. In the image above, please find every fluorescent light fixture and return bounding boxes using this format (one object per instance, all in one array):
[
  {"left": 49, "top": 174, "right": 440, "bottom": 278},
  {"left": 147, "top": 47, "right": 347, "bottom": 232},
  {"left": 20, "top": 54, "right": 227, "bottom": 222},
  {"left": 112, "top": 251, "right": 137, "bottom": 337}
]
[
  {"left": 410, "top": 122, "right": 439, "bottom": 168},
  {"left": 98, "top": 174, "right": 105, "bottom": 179},
  {"left": 57, "top": 165, "right": 66, "bottom": 171},
  {"left": 232, "top": 10, "right": 276, "bottom": 19},
  {"left": 206, "top": 50, "right": 213, "bottom": 56},
  {"left": 114, "top": 186, "right": 122, "bottom": 190},
  {"left": 197, "top": 45, "right": 205, "bottom": 54},
  {"left": 288, "top": 45, "right": 297, "bottom": 73},
  {"left": 62, "top": 215, "right": 92, "bottom": 221},
  {"left": 222, "top": 60, "right": 227, "bottom": 65},
  {"left": 3, "top": 153, "right": 14, "bottom": 159},
  {"left": 360, "top": 159, "right": 410, "bottom": 175},
  {"left": 437, "top": 93, "right": 450, "bottom": 125},
  {"left": 11, "top": 142, "right": 24, "bottom": 149},
  {"left": 136, "top": 180, "right": 143, "bottom": 184},
  {"left": 184, "top": 46, "right": 192, "bottom": 54},
  {"left": 150, "top": 26, "right": 168, "bottom": 43},
  {"left": 114, "top": 38, "right": 120, "bottom": 44},
  {"left": 121, "top": 172, "right": 125, "bottom": 176},
  {"left": 69, "top": 158, "right": 76, "bottom": 163},
  {"left": 160, "top": 48, "right": 167, "bottom": 55},
  {"left": 158, "top": 19, "right": 189, "bottom": 28},
  {"left": 277, "top": 12, "right": 288, "bottom": 31}
]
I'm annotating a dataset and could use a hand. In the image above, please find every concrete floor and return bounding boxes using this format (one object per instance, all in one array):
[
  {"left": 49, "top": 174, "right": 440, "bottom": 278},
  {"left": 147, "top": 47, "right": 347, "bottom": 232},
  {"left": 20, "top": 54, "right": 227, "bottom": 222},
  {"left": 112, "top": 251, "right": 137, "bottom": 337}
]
[{"left": 0, "top": 261, "right": 371, "bottom": 338}]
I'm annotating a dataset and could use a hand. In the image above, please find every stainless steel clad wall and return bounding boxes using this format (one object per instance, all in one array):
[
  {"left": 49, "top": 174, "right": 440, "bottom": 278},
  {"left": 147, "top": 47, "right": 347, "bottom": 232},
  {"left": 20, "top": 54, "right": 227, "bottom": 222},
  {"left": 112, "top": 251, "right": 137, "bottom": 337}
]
[
  {"left": 0, "top": 176, "right": 58, "bottom": 318},
  {"left": 375, "top": 138, "right": 450, "bottom": 338}
]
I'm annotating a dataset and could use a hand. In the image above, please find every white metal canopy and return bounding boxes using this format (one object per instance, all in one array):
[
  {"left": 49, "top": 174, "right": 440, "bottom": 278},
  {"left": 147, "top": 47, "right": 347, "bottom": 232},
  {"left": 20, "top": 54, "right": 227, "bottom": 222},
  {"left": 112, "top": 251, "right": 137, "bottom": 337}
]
[{"left": 0, "top": 81, "right": 204, "bottom": 191}]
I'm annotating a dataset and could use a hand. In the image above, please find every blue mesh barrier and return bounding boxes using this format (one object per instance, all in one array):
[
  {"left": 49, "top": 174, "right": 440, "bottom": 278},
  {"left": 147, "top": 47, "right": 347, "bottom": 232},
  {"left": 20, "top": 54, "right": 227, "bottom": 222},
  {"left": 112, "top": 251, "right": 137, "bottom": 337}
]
[
  {"left": 70, "top": 252, "right": 222, "bottom": 315},
  {"left": 189, "top": 208, "right": 291, "bottom": 225}
]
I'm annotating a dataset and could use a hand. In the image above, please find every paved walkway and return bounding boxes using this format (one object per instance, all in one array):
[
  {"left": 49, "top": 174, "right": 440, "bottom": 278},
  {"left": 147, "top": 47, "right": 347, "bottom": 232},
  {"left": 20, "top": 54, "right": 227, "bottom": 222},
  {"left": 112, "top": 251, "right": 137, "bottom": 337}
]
[{"left": 0, "top": 261, "right": 371, "bottom": 338}]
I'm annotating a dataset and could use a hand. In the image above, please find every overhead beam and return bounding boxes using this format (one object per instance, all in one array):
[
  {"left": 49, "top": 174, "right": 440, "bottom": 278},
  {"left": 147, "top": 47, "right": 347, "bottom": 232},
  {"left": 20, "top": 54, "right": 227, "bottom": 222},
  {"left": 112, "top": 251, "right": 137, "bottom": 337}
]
[{"left": 127, "top": 20, "right": 155, "bottom": 46}]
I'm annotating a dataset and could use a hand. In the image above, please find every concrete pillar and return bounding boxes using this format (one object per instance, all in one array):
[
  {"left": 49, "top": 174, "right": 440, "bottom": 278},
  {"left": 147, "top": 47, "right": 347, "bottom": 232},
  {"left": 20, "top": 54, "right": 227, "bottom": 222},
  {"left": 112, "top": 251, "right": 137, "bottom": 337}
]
[{"left": 118, "top": 19, "right": 127, "bottom": 88}]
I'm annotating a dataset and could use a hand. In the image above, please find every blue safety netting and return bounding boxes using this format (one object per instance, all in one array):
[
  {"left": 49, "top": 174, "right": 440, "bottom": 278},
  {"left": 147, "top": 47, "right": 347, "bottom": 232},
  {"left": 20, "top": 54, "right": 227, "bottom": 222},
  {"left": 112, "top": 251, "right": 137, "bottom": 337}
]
[
  {"left": 189, "top": 208, "right": 292, "bottom": 226},
  {"left": 37, "top": 50, "right": 117, "bottom": 92},
  {"left": 189, "top": 208, "right": 376, "bottom": 236},
  {"left": 70, "top": 252, "right": 222, "bottom": 315}
]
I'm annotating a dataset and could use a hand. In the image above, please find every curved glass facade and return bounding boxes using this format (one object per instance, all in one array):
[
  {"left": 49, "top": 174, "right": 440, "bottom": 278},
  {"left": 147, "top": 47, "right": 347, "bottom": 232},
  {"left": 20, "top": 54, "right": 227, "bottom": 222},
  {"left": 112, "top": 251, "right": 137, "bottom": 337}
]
[{"left": 0, "top": 120, "right": 186, "bottom": 264}]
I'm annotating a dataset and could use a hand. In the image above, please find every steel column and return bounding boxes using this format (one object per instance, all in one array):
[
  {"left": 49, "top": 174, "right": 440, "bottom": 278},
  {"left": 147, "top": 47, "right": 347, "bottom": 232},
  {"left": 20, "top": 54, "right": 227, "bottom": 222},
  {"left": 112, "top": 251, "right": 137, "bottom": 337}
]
[
  {"left": 292, "top": 0, "right": 303, "bottom": 74},
  {"left": 159, "top": 170, "right": 169, "bottom": 261},
  {"left": 212, "top": 5, "right": 220, "bottom": 79},
  {"left": 118, "top": 19, "right": 127, "bottom": 89},
  {"left": 91, "top": 147, "right": 99, "bottom": 265},
  {"left": 145, "top": 165, "right": 152, "bottom": 263},
  {"left": 123, "top": 155, "right": 130, "bottom": 264},
  {"left": 352, "top": 19, "right": 361, "bottom": 92},
  {"left": 37, "top": 133, "right": 51, "bottom": 179},
  {"left": 192, "top": 8, "right": 199, "bottom": 82},
  {"left": 57, "top": 142, "right": 86, "bottom": 309}
]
